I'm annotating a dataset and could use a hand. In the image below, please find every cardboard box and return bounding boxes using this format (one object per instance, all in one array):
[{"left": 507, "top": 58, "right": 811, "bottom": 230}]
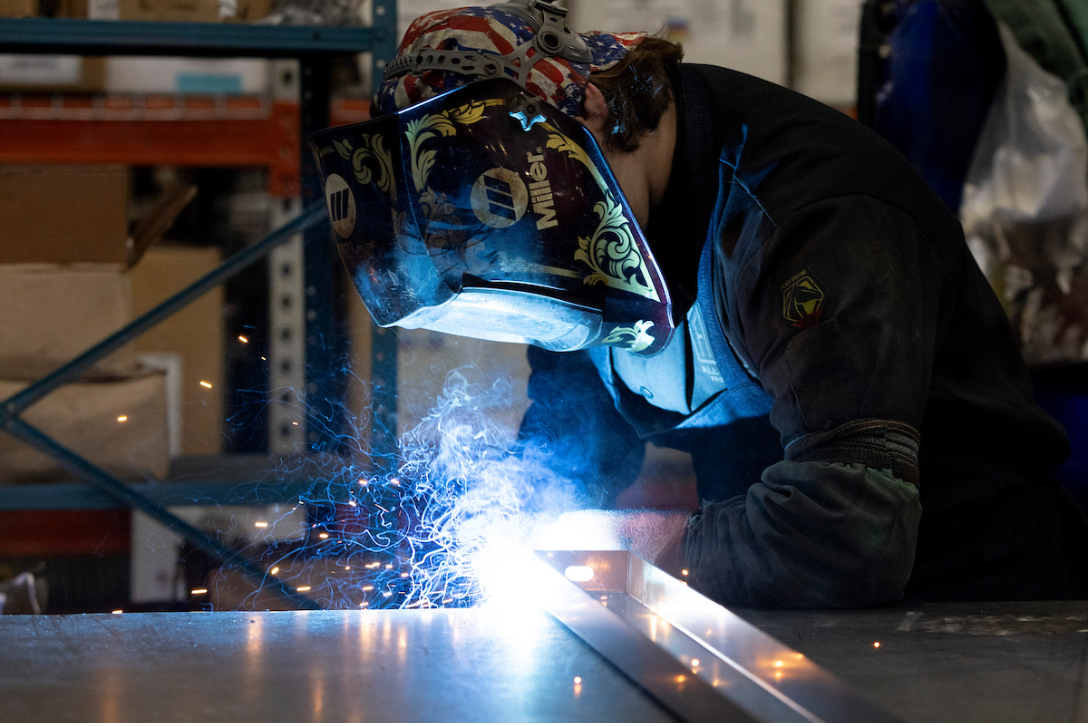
[
  {"left": 228, "top": 0, "right": 270, "bottom": 21},
  {"left": 118, "top": 0, "right": 218, "bottom": 22},
  {"left": 0, "top": 370, "right": 170, "bottom": 483},
  {"left": 0, "top": 55, "right": 106, "bottom": 93},
  {"left": 54, "top": 0, "right": 89, "bottom": 17},
  {"left": 0, "top": 166, "right": 130, "bottom": 265},
  {"left": 0, "top": 0, "right": 37, "bottom": 17},
  {"left": 130, "top": 245, "right": 224, "bottom": 456},
  {"left": 0, "top": 264, "right": 139, "bottom": 380},
  {"left": 105, "top": 56, "right": 269, "bottom": 94}
]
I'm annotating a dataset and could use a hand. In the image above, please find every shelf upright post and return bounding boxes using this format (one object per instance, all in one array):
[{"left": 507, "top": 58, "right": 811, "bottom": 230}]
[
  {"left": 299, "top": 53, "right": 343, "bottom": 454},
  {"left": 268, "top": 59, "right": 309, "bottom": 456}
]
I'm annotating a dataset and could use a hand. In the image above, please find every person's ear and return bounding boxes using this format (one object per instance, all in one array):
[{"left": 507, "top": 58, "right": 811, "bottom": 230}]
[{"left": 575, "top": 82, "right": 609, "bottom": 141}]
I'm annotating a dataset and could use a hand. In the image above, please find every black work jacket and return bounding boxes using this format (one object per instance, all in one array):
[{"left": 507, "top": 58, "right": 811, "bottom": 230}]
[{"left": 521, "top": 63, "right": 1085, "bottom": 607}]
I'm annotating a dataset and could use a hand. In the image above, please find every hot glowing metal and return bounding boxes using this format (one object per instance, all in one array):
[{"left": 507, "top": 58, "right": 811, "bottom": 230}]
[{"left": 534, "top": 550, "right": 897, "bottom": 723}]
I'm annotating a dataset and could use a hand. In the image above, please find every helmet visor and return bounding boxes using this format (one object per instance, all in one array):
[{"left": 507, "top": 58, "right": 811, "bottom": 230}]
[{"left": 309, "top": 78, "right": 674, "bottom": 355}]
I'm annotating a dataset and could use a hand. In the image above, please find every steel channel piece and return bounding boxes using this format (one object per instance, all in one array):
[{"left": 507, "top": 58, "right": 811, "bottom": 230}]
[{"left": 535, "top": 550, "right": 896, "bottom": 723}]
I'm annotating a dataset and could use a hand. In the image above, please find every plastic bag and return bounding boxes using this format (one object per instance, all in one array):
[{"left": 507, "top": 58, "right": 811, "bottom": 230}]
[{"left": 961, "top": 23, "right": 1088, "bottom": 364}]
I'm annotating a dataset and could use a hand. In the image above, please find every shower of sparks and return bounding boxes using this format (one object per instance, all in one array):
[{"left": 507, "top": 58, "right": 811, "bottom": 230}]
[{"left": 224, "top": 369, "right": 593, "bottom": 610}]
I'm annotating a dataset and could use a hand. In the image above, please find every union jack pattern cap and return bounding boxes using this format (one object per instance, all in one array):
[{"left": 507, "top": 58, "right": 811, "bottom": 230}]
[{"left": 373, "top": 2, "right": 645, "bottom": 118}]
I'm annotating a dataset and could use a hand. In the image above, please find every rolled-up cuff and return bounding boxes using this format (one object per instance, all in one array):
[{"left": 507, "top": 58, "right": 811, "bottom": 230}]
[{"left": 784, "top": 418, "right": 921, "bottom": 485}]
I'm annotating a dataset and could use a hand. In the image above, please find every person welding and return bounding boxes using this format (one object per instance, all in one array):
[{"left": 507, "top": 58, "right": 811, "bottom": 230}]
[{"left": 310, "top": 0, "right": 1088, "bottom": 607}]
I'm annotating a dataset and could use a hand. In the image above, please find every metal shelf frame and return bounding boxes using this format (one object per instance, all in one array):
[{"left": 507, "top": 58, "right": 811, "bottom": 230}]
[{"left": 0, "top": 12, "right": 399, "bottom": 608}]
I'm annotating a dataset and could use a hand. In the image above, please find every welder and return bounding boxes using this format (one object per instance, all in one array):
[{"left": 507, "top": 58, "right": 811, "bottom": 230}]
[{"left": 310, "top": 0, "right": 1088, "bottom": 607}]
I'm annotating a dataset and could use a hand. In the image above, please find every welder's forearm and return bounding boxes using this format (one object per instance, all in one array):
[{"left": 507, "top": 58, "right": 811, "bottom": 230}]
[{"left": 681, "top": 461, "right": 921, "bottom": 608}]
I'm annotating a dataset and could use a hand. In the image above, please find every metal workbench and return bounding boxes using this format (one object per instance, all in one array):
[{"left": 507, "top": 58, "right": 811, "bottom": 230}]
[
  {"left": 2, "top": 554, "right": 1087, "bottom": 722},
  {"left": 2, "top": 602, "right": 1087, "bottom": 722}
]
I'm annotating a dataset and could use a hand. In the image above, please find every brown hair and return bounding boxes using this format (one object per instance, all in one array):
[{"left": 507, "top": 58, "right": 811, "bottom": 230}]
[{"left": 588, "top": 36, "right": 684, "bottom": 152}]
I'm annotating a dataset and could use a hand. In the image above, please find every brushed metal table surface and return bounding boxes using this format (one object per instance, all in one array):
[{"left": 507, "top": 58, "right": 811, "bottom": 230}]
[
  {"left": 0, "top": 609, "right": 676, "bottom": 722},
  {"left": 737, "top": 601, "right": 1088, "bottom": 722}
]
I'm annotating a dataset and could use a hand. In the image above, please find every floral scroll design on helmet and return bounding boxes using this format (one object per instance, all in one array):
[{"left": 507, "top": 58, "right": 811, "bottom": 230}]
[
  {"left": 601, "top": 320, "right": 656, "bottom": 353},
  {"left": 333, "top": 135, "right": 395, "bottom": 197},
  {"left": 402, "top": 99, "right": 508, "bottom": 278},
  {"left": 541, "top": 124, "right": 659, "bottom": 302},
  {"left": 404, "top": 99, "right": 506, "bottom": 193}
]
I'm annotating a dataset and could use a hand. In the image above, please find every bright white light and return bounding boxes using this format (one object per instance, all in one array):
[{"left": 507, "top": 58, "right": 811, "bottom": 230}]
[
  {"left": 199, "top": 381, "right": 213, "bottom": 389},
  {"left": 564, "top": 565, "right": 594, "bottom": 582}
]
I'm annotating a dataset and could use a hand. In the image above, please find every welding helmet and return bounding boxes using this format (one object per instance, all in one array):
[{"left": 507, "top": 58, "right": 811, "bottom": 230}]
[{"left": 308, "top": 1, "right": 675, "bottom": 355}]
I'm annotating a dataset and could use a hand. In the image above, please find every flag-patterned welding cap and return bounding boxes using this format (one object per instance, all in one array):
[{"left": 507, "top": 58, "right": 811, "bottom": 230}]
[
  {"left": 373, "top": 1, "right": 646, "bottom": 119},
  {"left": 309, "top": 78, "right": 675, "bottom": 356}
]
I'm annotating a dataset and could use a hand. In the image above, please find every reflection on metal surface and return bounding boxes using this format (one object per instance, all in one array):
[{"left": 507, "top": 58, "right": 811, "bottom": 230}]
[{"left": 536, "top": 550, "right": 896, "bottom": 723}]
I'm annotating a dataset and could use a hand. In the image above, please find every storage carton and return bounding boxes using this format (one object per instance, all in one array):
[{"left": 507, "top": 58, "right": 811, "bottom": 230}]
[
  {"left": 0, "top": 264, "right": 138, "bottom": 380},
  {"left": 0, "top": 0, "right": 37, "bottom": 17},
  {"left": 0, "top": 54, "right": 106, "bottom": 93},
  {"left": 0, "top": 369, "right": 170, "bottom": 483},
  {"left": 118, "top": 0, "right": 218, "bottom": 22},
  {"left": 0, "top": 166, "right": 130, "bottom": 265},
  {"left": 130, "top": 245, "right": 224, "bottom": 456}
]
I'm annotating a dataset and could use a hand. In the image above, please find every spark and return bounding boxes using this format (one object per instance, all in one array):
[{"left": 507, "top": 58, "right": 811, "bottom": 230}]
[
  {"left": 199, "top": 381, "right": 213, "bottom": 389},
  {"left": 255, "top": 521, "right": 268, "bottom": 528},
  {"left": 573, "top": 677, "right": 582, "bottom": 684},
  {"left": 874, "top": 642, "right": 881, "bottom": 648},
  {"left": 681, "top": 569, "right": 689, "bottom": 576},
  {"left": 691, "top": 659, "right": 699, "bottom": 668},
  {"left": 117, "top": 416, "right": 127, "bottom": 422},
  {"left": 238, "top": 335, "right": 249, "bottom": 343},
  {"left": 112, "top": 610, "right": 123, "bottom": 614},
  {"left": 225, "top": 369, "right": 591, "bottom": 611}
]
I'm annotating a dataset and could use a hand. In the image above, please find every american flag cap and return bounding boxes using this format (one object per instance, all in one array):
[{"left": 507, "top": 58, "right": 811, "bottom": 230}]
[{"left": 373, "top": 3, "right": 645, "bottom": 118}]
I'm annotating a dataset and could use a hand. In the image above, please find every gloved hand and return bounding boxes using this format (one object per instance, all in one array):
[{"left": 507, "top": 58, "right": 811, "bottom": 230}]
[{"left": 532, "top": 509, "right": 691, "bottom": 577}]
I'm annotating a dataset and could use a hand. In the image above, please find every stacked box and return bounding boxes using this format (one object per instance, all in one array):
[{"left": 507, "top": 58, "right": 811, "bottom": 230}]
[
  {"left": 130, "top": 246, "right": 225, "bottom": 456},
  {"left": 0, "top": 165, "right": 173, "bottom": 483}
]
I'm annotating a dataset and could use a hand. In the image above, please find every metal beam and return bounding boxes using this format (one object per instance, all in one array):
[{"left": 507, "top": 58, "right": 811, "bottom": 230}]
[
  {"left": 0, "top": 18, "right": 392, "bottom": 58},
  {"left": 3, "top": 418, "right": 323, "bottom": 609}
]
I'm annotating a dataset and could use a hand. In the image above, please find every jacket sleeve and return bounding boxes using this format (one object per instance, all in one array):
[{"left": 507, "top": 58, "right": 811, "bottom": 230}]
[
  {"left": 519, "top": 345, "right": 646, "bottom": 504},
  {"left": 683, "top": 195, "right": 949, "bottom": 607}
]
